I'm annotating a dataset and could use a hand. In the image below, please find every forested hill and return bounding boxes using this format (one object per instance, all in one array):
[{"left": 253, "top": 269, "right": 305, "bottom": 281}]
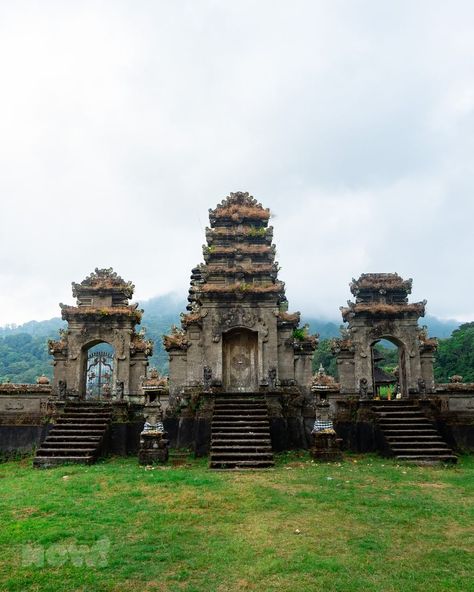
[{"left": 0, "top": 293, "right": 464, "bottom": 384}]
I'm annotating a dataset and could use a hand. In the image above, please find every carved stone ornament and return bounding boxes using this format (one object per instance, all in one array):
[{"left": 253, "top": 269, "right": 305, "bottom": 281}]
[
  {"left": 359, "top": 378, "right": 370, "bottom": 400},
  {"left": 369, "top": 321, "right": 396, "bottom": 339},
  {"left": 114, "top": 329, "right": 126, "bottom": 359},
  {"left": 203, "top": 365, "right": 212, "bottom": 391},
  {"left": 221, "top": 307, "right": 258, "bottom": 330}
]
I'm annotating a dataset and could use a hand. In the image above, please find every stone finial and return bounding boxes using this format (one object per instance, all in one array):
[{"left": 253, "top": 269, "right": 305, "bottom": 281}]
[
  {"left": 163, "top": 326, "right": 190, "bottom": 351},
  {"left": 312, "top": 366, "right": 336, "bottom": 388},
  {"left": 208, "top": 191, "right": 270, "bottom": 224},
  {"left": 72, "top": 267, "right": 135, "bottom": 300},
  {"left": 143, "top": 368, "right": 168, "bottom": 389},
  {"left": 350, "top": 273, "right": 413, "bottom": 296},
  {"left": 36, "top": 375, "right": 50, "bottom": 385}
]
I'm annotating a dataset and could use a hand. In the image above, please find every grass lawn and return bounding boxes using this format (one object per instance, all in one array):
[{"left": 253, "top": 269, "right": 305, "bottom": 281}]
[{"left": 0, "top": 453, "right": 473, "bottom": 592}]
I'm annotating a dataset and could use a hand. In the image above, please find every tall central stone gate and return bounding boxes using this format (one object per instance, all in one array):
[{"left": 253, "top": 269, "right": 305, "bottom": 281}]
[{"left": 164, "top": 192, "right": 317, "bottom": 398}]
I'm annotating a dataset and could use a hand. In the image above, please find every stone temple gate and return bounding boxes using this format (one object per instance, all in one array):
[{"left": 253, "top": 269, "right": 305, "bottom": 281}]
[
  {"left": 333, "top": 273, "right": 437, "bottom": 398},
  {"left": 163, "top": 192, "right": 317, "bottom": 398},
  {"left": 49, "top": 268, "right": 153, "bottom": 401}
]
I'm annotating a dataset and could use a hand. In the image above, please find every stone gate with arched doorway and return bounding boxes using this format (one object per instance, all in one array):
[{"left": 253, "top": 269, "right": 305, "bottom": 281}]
[
  {"left": 48, "top": 268, "right": 153, "bottom": 401},
  {"left": 163, "top": 192, "right": 317, "bottom": 397},
  {"left": 333, "top": 273, "right": 437, "bottom": 398},
  {"left": 163, "top": 192, "right": 318, "bottom": 467}
]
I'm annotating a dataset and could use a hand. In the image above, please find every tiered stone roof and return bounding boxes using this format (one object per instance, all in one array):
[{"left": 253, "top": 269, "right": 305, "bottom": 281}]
[
  {"left": 350, "top": 273, "right": 412, "bottom": 297},
  {"left": 60, "top": 268, "right": 143, "bottom": 323},
  {"left": 341, "top": 273, "right": 426, "bottom": 322},
  {"left": 72, "top": 268, "right": 134, "bottom": 301},
  {"left": 187, "top": 192, "right": 285, "bottom": 308}
]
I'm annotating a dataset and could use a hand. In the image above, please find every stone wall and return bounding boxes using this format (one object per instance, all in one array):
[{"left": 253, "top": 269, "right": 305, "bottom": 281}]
[{"left": 0, "top": 384, "right": 52, "bottom": 426}]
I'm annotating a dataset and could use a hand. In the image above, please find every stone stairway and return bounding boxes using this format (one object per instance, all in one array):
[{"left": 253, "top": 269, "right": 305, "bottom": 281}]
[
  {"left": 373, "top": 400, "right": 457, "bottom": 463},
  {"left": 34, "top": 402, "right": 113, "bottom": 468},
  {"left": 210, "top": 394, "right": 274, "bottom": 469}
]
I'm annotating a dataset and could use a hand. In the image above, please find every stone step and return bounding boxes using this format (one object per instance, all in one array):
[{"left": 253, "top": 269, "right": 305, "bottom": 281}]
[
  {"left": 34, "top": 405, "right": 110, "bottom": 467},
  {"left": 47, "top": 434, "right": 102, "bottom": 441},
  {"left": 210, "top": 394, "right": 274, "bottom": 470},
  {"left": 211, "top": 445, "right": 273, "bottom": 452},
  {"left": 214, "top": 400, "right": 267, "bottom": 405},
  {"left": 36, "top": 448, "right": 97, "bottom": 456},
  {"left": 378, "top": 416, "right": 433, "bottom": 422},
  {"left": 50, "top": 430, "right": 105, "bottom": 437},
  {"left": 212, "top": 415, "right": 268, "bottom": 422},
  {"left": 61, "top": 412, "right": 112, "bottom": 419},
  {"left": 214, "top": 409, "right": 267, "bottom": 414},
  {"left": 63, "top": 406, "right": 113, "bottom": 411},
  {"left": 33, "top": 456, "right": 96, "bottom": 468},
  {"left": 212, "top": 429, "right": 270, "bottom": 435},
  {"left": 212, "top": 423, "right": 269, "bottom": 429},
  {"left": 53, "top": 422, "right": 110, "bottom": 429},
  {"left": 214, "top": 403, "right": 267, "bottom": 408},
  {"left": 379, "top": 420, "right": 434, "bottom": 430},
  {"left": 210, "top": 460, "right": 274, "bottom": 469},
  {"left": 54, "top": 424, "right": 109, "bottom": 430},
  {"left": 386, "top": 436, "right": 444, "bottom": 445},
  {"left": 214, "top": 402, "right": 267, "bottom": 408},
  {"left": 211, "top": 450, "right": 273, "bottom": 460},
  {"left": 39, "top": 441, "right": 100, "bottom": 449},
  {"left": 211, "top": 438, "right": 271, "bottom": 445},
  {"left": 212, "top": 418, "right": 269, "bottom": 424},
  {"left": 56, "top": 415, "right": 110, "bottom": 425},
  {"left": 372, "top": 400, "right": 416, "bottom": 405},
  {"left": 64, "top": 408, "right": 112, "bottom": 414},
  {"left": 386, "top": 434, "right": 443, "bottom": 441},
  {"left": 212, "top": 425, "right": 270, "bottom": 431},
  {"left": 376, "top": 412, "right": 426, "bottom": 418},
  {"left": 395, "top": 454, "right": 457, "bottom": 463},
  {"left": 375, "top": 403, "right": 457, "bottom": 464},
  {"left": 390, "top": 444, "right": 451, "bottom": 452},
  {"left": 373, "top": 404, "right": 417, "bottom": 411},
  {"left": 391, "top": 446, "right": 451, "bottom": 454},
  {"left": 384, "top": 426, "right": 438, "bottom": 436},
  {"left": 214, "top": 410, "right": 267, "bottom": 415}
]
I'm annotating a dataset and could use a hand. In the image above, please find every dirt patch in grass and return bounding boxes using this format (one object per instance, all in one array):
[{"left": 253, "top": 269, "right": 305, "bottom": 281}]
[
  {"left": 417, "top": 482, "right": 450, "bottom": 489},
  {"left": 11, "top": 507, "right": 38, "bottom": 520}
]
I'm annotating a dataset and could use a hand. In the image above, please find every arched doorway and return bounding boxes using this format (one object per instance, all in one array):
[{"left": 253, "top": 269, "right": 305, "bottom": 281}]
[
  {"left": 222, "top": 328, "right": 258, "bottom": 392},
  {"left": 371, "top": 338, "right": 407, "bottom": 398},
  {"left": 80, "top": 342, "right": 116, "bottom": 400}
]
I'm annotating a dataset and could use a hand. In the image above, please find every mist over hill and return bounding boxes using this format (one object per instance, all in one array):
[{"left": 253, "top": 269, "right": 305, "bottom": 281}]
[{"left": 0, "top": 293, "right": 462, "bottom": 384}]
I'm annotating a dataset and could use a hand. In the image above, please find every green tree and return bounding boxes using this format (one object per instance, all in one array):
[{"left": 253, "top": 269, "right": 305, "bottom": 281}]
[
  {"left": 312, "top": 339, "right": 337, "bottom": 377},
  {"left": 435, "top": 322, "right": 474, "bottom": 382}
]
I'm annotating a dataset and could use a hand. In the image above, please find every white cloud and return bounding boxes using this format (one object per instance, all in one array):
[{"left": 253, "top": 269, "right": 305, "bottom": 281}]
[{"left": 1, "top": 1, "right": 473, "bottom": 325}]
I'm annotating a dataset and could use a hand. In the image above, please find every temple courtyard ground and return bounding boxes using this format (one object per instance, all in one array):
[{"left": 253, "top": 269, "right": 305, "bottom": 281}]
[{"left": 0, "top": 454, "right": 472, "bottom": 592}]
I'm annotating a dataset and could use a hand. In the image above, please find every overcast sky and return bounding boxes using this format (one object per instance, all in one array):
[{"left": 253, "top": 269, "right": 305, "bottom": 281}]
[{"left": 1, "top": 1, "right": 473, "bottom": 326}]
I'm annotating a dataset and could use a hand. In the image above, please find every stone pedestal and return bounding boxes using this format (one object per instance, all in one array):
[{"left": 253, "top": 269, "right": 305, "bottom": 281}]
[
  {"left": 138, "top": 431, "right": 169, "bottom": 465},
  {"left": 310, "top": 429, "right": 342, "bottom": 462}
]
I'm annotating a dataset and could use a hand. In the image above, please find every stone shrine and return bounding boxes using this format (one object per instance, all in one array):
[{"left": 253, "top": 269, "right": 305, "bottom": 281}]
[
  {"left": 164, "top": 191, "right": 317, "bottom": 397},
  {"left": 163, "top": 192, "right": 317, "bottom": 467}
]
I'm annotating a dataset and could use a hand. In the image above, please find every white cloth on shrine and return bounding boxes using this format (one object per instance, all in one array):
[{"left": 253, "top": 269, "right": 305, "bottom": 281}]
[{"left": 312, "top": 419, "right": 334, "bottom": 433}]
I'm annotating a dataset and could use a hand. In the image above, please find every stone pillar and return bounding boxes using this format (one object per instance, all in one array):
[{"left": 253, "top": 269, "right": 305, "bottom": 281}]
[{"left": 335, "top": 351, "right": 355, "bottom": 394}]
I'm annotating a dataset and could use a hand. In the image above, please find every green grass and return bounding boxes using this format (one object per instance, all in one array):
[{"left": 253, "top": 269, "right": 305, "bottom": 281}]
[{"left": 0, "top": 453, "right": 473, "bottom": 592}]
